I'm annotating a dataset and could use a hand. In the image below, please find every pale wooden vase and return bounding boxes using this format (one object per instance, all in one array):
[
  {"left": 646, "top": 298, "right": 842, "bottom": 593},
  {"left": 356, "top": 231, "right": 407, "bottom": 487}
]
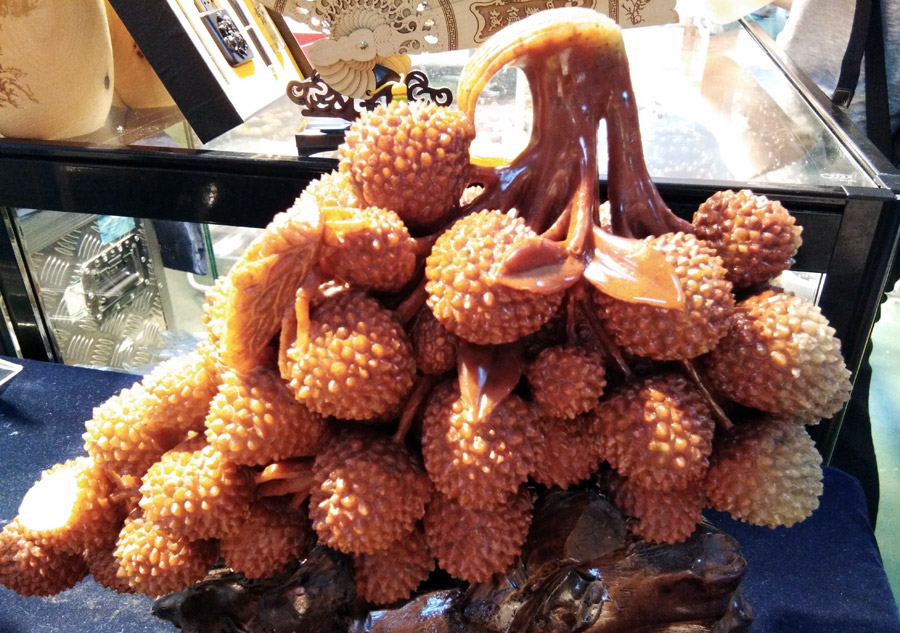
[{"left": 0, "top": 0, "right": 114, "bottom": 140}]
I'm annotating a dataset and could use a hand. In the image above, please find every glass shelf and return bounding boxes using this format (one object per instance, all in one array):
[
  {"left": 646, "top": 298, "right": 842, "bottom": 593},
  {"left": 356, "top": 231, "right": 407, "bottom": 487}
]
[
  {"left": 12, "top": 20, "right": 872, "bottom": 192},
  {"left": 622, "top": 23, "right": 872, "bottom": 188}
]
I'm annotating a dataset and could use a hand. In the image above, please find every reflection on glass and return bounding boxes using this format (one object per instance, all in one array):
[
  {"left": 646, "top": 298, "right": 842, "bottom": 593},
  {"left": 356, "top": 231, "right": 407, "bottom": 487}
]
[
  {"left": 620, "top": 24, "right": 870, "bottom": 187},
  {"left": 15, "top": 210, "right": 171, "bottom": 371},
  {"left": 13, "top": 209, "right": 263, "bottom": 372},
  {"left": 21, "top": 21, "right": 872, "bottom": 190},
  {"left": 454, "top": 22, "right": 871, "bottom": 188}
]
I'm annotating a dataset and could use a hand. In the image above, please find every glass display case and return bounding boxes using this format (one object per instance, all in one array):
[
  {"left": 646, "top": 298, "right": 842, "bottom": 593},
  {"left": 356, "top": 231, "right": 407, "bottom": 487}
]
[
  {"left": 0, "top": 19, "right": 897, "bottom": 451},
  {"left": 2, "top": 14, "right": 900, "bottom": 633}
]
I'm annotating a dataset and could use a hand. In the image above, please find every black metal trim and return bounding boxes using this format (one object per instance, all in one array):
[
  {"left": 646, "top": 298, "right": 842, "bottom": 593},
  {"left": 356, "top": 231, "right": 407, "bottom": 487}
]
[
  {"left": 0, "top": 282, "right": 20, "bottom": 358},
  {"left": 0, "top": 142, "right": 334, "bottom": 228},
  {"left": 0, "top": 208, "right": 57, "bottom": 362}
]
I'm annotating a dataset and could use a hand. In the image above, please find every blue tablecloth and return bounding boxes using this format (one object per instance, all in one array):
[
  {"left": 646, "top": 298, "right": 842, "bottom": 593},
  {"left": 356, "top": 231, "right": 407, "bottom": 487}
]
[
  {"left": 0, "top": 358, "right": 164, "bottom": 633},
  {"left": 1, "top": 357, "right": 898, "bottom": 632}
]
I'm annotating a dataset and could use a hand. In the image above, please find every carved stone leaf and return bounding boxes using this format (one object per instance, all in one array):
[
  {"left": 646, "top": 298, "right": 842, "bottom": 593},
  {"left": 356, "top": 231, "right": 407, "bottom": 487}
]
[
  {"left": 495, "top": 237, "right": 584, "bottom": 295},
  {"left": 584, "top": 227, "right": 684, "bottom": 309},
  {"left": 321, "top": 208, "right": 370, "bottom": 246},
  {"left": 457, "top": 341, "right": 524, "bottom": 422},
  {"left": 224, "top": 200, "right": 324, "bottom": 371}
]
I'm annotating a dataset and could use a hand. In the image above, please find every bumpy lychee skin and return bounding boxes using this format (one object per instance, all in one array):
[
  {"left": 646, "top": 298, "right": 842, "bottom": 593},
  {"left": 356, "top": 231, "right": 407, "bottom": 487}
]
[
  {"left": 139, "top": 437, "right": 254, "bottom": 541},
  {"left": 593, "top": 373, "right": 715, "bottom": 491},
  {"left": 0, "top": 519, "right": 89, "bottom": 597},
  {"left": 219, "top": 498, "right": 315, "bottom": 579},
  {"left": 284, "top": 290, "right": 416, "bottom": 421},
  {"left": 83, "top": 383, "right": 172, "bottom": 476},
  {"left": 205, "top": 367, "right": 330, "bottom": 466},
  {"left": 425, "top": 209, "right": 565, "bottom": 345},
  {"left": 16, "top": 456, "right": 125, "bottom": 554},
  {"left": 410, "top": 308, "right": 460, "bottom": 375},
  {"left": 702, "top": 290, "right": 852, "bottom": 423},
  {"left": 421, "top": 380, "right": 539, "bottom": 509},
  {"left": 339, "top": 99, "right": 475, "bottom": 230},
  {"left": 693, "top": 189, "right": 802, "bottom": 289},
  {"left": 142, "top": 349, "right": 221, "bottom": 434},
  {"left": 530, "top": 412, "right": 604, "bottom": 489},
  {"left": 309, "top": 433, "right": 431, "bottom": 556},
  {"left": 113, "top": 510, "right": 218, "bottom": 597},
  {"left": 352, "top": 524, "right": 434, "bottom": 605},
  {"left": 705, "top": 415, "right": 823, "bottom": 528},
  {"left": 593, "top": 232, "right": 734, "bottom": 360},
  {"left": 84, "top": 540, "right": 136, "bottom": 594},
  {"left": 201, "top": 275, "right": 230, "bottom": 362},
  {"left": 424, "top": 488, "right": 532, "bottom": 583},
  {"left": 83, "top": 350, "right": 220, "bottom": 476},
  {"left": 304, "top": 169, "right": 363, "bottom": 209},
  {"left": 607, "top": 473, "right": 706, "bottom": 544},
  {"left": 527, "top": 345, "right": 606, "bottom": 419},
  {"left": 320, "top": 205, "right": 417, "bottom": 291}
]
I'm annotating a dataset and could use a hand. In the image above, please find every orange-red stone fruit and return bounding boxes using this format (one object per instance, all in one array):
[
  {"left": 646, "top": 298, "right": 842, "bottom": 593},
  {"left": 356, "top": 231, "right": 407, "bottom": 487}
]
[
  {"left": 426, "top": 209, "right": 565, "bottom": 345},
  {"left": 339, "top": 99, "right": 475, "bottom": 230},
  {"left": 424, "top": 487, "right": 532, "bottom": 583},
  {"left": 0, "top": 519, "right": 88, "bottom": 597},
  {"left": 593, "top": 231, "right": 734, "bottom": 360},
  {"left": 83, "top": 350, "right": 219, "bottom": 476},
  {"left": 527, "top": 344, "right": 606, "bottom": 419},
  {"left": 352, "top": 524, "right": 434, "bottom": 605},
  {"left": 702, "top": 290, "right": 851, "bottom": 423},
  {"left": 139, "top": 437, "right": 254, "bottom": 541},
  {"left": 421, "top": 380, "right": 539, "bottom": 509},
  {"left": 309, "top": 432, "right": 431, "bottom": 555},
  {"left": 113, "top": 510, "right": 217, "bottom": 597},
  {"left": 705, "top": 414, "right": 823, "bottom": 528},
  {"left": 594, "top": 372, "right": 715, "bottom": 491},
  {"left": 219, "top": 498, "right": 315, "bottom": 579},
  {"left": 205, "top": 366, "right": 329, "bottom": 466},
  {"left": 530, "top": 412, "right": 604, "bottom": 489},
  {"left": 284, "top": 290, "right": 416, "bottom": 421},
  {"left": 607, "top": 471, "right": 706, "bottom": 544},
  {"left": 320, "top": 205, "right": 417, "bottom": 291},
  {"left": 693, "top": 189, "right": 802, "bottom": 289},
  {"left": 16, "top": 456, "right": 125, "bottom": 554}
]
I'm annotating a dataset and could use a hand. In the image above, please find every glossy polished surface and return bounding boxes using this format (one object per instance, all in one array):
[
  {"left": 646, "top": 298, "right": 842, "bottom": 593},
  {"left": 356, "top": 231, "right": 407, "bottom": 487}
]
[
  {"left": 0, "top": 15, "right": 897, "bottom": 475},
  {"left": 1, "top": 358, "right": 898, "bottom": 632},
  {"left": 0, "top": 22, "right": 877, "bottom": 192}
]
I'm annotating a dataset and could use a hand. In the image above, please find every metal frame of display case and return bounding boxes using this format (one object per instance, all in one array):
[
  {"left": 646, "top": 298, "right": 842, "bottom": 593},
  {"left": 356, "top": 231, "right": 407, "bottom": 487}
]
[{"left": 0, "top": 20, "right": 897, "bottom": 463}]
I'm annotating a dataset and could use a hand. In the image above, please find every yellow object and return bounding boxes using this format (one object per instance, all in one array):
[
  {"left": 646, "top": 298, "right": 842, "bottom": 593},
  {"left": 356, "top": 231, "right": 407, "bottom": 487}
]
[
  {"left": 391, "top": 81, "right": 408, "bottom": 102},
  {"left": 0, "top": 0, "right": 114, "bottom": 139},
  {"left": 470, "top": 154, "right": 511, "bottom": 167}
]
